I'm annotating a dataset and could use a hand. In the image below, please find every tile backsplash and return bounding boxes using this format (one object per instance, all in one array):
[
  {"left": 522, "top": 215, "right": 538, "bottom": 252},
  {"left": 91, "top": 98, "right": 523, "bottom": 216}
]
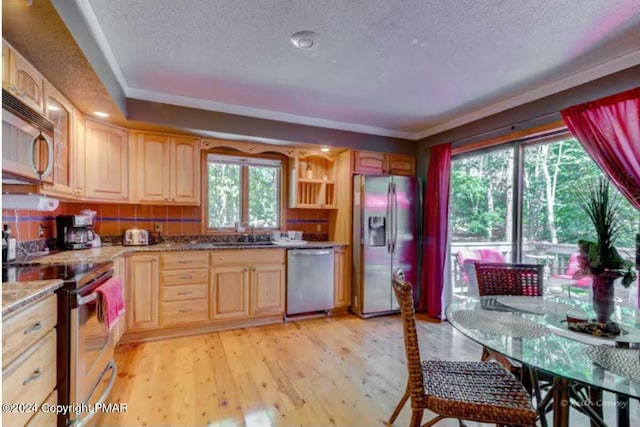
[{"left": 2, "top": 201, "right": 331, "bottom": 244}]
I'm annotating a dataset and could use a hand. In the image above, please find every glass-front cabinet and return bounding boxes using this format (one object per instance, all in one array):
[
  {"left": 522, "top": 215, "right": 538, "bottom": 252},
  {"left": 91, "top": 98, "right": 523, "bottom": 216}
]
[{"left": 41, "top": 82, "right": 73, "bottom": 195}]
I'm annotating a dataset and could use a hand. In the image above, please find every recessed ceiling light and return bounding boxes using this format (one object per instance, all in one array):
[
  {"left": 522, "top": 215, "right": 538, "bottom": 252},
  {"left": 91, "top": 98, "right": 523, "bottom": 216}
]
[
  {"left": 291, "top": 31, "right": 318, "bottom": 50},
  {"left": 47, "top": 105, "right": 61, "bottom": 111},
  {"left": 94, "top": 111, "right": 109, "bottom": 118},
  {"left": 320, "top": 147, "right": 330, "bottom": 152}
]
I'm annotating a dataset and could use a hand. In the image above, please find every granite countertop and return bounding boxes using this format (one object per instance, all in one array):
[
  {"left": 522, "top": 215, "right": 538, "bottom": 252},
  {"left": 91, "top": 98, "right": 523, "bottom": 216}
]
[
  {"left": 24, "top": 241, "right": 347, "bottom": 264},
  {"left": 2, "top": 280, "right": 64, "bottom": 317}
]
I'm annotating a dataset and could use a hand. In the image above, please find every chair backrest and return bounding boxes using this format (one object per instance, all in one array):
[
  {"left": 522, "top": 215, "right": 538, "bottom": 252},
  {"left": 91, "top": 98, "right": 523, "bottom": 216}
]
[
  {"left": 474, "top": 263, "right": 544, "bottom": 296},
  {"left": 456, "top": 249, "right": 481, "bottom": 267},
  {"left": 565, "top": 252, "right": 581, "bottom": 276},
  {"left": 391, "top": 271, "right": 426, "bottom": 400},
  {"left": 478, "top": 249, "right": 506, "bottom": 263}
]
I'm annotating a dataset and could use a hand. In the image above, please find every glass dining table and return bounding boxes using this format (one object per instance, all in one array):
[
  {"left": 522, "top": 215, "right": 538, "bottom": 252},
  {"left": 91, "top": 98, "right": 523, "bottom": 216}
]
[{"left": 446, "top": 295, "right": 640, "bottom": 427}]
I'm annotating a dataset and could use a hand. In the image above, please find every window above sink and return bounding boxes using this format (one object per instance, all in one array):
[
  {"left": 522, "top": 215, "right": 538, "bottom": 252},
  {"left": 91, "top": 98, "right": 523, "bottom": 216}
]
[{"left": 205, "top": 153, "right": 282, "bottom": 232}]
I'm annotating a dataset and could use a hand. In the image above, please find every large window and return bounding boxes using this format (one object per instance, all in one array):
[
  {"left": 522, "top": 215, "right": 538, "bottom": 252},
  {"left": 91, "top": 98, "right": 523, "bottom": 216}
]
[
  {"left": 206, "top": 154, "right": 281, "bottom": 230},
  {"left": 450, "top": 134, "right": 638, "bottom": 297}
]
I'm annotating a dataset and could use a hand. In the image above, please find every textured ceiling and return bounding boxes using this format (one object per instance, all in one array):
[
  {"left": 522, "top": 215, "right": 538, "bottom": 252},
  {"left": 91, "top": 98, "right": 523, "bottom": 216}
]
[{"left": 81, "top": 0, "right": 640, "bottom": 138}]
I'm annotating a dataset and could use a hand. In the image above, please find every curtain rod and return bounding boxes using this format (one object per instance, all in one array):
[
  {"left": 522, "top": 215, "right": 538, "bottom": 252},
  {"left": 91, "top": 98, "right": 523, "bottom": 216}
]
[{"left": 443, "top": 111, "right": 562, "bottom": 148}]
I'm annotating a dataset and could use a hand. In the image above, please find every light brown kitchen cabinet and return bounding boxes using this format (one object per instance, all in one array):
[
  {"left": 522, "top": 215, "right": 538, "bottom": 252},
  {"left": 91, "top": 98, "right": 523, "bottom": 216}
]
[
  {"left": 171, "top": 136, "right": 200, "bottom": 204},
  {"left": 126, "top": 254, "right": 159, "bottom": 332},
  {"left": 352, "top": 151, "right": 415, "bottom": 176},
  {"left": 84, "top": 119, "right": 129, "bottom": 201},
  {"left": 386, "top": 154, "right": 415, "bottom": 175},
  {"left": 113, "top": 256, "right": 126, "bottom": 343},
  {"left": 4, "top": 41, "right": 45, "bottom": 114},
  {"left": 70, "top": 108, "right": 86, "bottom": 197},
  {"left": 2, "top": 40, "right": 10, "bottom": 90},
  {"left": 250, "top": 264, "right": 285, "bottom": 316},
  {"left": 333, "top": 246, "right": 351, "bottom": 308},
  {"left": 289, "top": 150, "right": 338, "bottom": 209},
  {"left": 159, "top": 251, "right": 209, "bottom": 327},
  {"left": 40, "top": 82, "right": 73, "bottom": 197},
  {"left": 130, "top": 132, "right": 200, "bottom": 205},
  {"left": 210, "top": 265, "right": 250, "bottom": 320},
  {"left": 2, "top": 295, "right": 57, "bottom": 427},
  {"left": 352, "top": 151, "right": 386, "bottom": 174}
]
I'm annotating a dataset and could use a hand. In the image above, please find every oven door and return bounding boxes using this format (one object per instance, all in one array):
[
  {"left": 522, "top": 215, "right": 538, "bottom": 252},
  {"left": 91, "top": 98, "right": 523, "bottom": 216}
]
[{"left": 69, "top": 286, "right": 117, "bottom": 426}]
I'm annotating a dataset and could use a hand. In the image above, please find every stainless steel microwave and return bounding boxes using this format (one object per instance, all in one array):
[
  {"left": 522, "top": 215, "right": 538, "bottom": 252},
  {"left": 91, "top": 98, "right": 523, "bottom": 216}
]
[{"left": 2, "top": 89, "right": 55, "bottom": 183}]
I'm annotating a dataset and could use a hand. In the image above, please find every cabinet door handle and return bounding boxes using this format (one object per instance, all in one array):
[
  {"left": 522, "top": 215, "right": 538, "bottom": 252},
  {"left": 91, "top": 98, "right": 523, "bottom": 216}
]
[
  {"left": 252, "top": 268, "right": 256, "bottom": 272},
  {"left": 24, "top": 322, "right": 43, "bottom": 334},
  {"left": 177, "top": 291, "right": 192, "bottom": 296},
  {"left": 244, "top": 268, "right": 248, "bottom": 272},
  {"left": 178, "top": 308, "right": 192, "bottom": 313},
  {"left": 178, "top": 275, "right": 193, "bottom": 280},
  {"left": 23, "top": 368, "right": 42, "bottom": 386},
  {"left": 178, "top": 260, "right": 191, "bottom": 264}
]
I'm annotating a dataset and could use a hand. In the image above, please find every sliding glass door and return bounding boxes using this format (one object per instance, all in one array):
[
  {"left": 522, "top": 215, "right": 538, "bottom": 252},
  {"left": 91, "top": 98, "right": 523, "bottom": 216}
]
[{"left": 450, "top": 134, "right": 638, "bottom": 299}]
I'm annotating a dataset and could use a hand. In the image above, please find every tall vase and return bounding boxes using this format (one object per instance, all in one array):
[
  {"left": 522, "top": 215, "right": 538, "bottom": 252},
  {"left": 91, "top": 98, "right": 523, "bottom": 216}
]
[{"left": 591, "top": 275, "right": 615, "bottom": 323}]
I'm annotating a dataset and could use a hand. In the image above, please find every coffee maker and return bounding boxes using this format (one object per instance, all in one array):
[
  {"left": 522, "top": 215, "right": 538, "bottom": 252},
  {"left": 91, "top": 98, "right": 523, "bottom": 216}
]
[{"left": 56, "top": 215, "right": 99, "bottom": 250}]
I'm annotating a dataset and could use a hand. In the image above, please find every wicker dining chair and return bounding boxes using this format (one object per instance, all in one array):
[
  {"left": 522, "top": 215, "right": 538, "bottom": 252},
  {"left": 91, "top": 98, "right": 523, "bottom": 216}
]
[
  {"left": 473, "top": 262, "right": 553, "bottom": 426},
  {"left": 473, "top": 262, "right": 544, "bottom": 365},
  {"left": 473, "top": 262, "right": 544, "bottom": 297},
  {"left": 388, "top": 271, "right": 537, "bottom": 427}
]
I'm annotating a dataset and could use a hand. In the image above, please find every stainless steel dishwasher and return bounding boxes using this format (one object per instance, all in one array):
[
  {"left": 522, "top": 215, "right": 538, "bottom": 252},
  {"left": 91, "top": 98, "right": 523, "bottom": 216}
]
[{"left": 287, "top": 248, "right": 334, "bottom": 315}]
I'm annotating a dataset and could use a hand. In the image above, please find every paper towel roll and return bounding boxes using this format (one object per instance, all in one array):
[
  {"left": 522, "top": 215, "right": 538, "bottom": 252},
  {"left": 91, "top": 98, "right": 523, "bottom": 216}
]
[{"left": 2, "top": 194, "right": 60, "bottom": 211}]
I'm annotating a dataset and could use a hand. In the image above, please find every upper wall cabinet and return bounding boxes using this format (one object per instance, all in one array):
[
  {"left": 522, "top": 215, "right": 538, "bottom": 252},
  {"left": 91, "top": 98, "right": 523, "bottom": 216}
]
[
  {"left": 352, "top": 151, "right": 415, "bottom": 176},
  {"left": 40, "top": 83, "right": 74, "bottom": 197},
  {"left": 84, "top": 119, "right": 129, "bottom": 201},
  {"left": 130, "top": 132, "right": 200, "bottom": 205},
  {"left": 71, "top": 108, "right": 86, "bottom": 198},
  {"left": 3, "top": 40, "right": 45, "bottom": 114},
  {"left": 289, "top": 150, "right": 337, "bottom": 209}
]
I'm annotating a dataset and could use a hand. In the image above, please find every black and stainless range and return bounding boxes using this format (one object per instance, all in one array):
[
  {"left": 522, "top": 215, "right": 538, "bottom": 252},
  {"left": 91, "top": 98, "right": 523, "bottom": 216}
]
[{"left": 2, "top": 262, "right": 117, "bottom": 427}]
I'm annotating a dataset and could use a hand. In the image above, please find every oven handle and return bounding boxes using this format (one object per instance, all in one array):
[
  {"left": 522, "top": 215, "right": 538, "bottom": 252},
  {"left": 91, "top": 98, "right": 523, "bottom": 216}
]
[
  {"left": 68, "top": 359, "right": 117, "bottom": 427},
  {"left": 77, "top": 292, "right": 98, "bottom": 306}
]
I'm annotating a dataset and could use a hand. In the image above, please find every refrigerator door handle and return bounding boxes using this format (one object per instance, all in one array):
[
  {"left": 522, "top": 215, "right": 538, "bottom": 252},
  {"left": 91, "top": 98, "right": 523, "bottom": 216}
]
[
  {"left": 386, "top": 182, "right": 392, "bottom": 253},
  {"left": 391, "top": 182, "right": 398, "bottom": 253}
]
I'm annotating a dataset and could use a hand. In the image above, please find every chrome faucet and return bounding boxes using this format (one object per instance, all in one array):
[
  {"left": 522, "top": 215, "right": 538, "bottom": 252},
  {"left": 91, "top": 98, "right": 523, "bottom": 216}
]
[{"left": 239, "top": 222, "right": 255, "bottom": 242}]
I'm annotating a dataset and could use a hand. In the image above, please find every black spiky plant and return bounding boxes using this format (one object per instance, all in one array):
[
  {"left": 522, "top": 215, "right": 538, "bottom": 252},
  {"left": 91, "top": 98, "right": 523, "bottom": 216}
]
[{"left": 575, "top": 177, "right": 636, "bottom": 287}]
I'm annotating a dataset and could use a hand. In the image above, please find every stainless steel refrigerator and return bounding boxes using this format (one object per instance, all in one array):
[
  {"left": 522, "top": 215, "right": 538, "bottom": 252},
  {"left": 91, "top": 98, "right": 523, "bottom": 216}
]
[{"left": 351, "top": 175, "right": 419, "bottom": 318}]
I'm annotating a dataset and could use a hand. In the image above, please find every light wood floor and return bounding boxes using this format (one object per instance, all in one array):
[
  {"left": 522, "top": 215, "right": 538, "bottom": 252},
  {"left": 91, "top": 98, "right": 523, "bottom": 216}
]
[{"left": 98, "top": 314, "right": 638, "bottom": 427}]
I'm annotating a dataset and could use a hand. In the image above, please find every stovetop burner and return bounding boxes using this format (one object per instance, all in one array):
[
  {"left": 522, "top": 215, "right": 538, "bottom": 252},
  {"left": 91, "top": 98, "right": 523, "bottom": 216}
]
[{"left": 2, "top": 262, "right": 112, "bottom": 288}]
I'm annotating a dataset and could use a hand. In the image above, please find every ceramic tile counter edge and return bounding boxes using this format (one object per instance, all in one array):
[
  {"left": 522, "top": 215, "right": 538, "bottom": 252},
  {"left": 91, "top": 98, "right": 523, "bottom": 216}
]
[
  {"left": 2, "top": 280, "right": 64, "bottom": 317},
  {"left": 22, "top": 242, "right": 348, "bottom": 264}
]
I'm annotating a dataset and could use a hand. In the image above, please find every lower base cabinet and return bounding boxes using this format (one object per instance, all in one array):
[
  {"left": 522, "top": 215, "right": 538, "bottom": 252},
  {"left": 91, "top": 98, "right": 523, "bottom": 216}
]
[
  {"left": 250, "top": 264, "right": 285, "bottom": 316},
  {"left": 126, "top": 254, "right": 159, "bottom": 332},
  {"left": 210, "top": 265, "right": 250, "bottom": 319},
  {"left": 123, "top": 249, "right": 286, "bottom": 342}
]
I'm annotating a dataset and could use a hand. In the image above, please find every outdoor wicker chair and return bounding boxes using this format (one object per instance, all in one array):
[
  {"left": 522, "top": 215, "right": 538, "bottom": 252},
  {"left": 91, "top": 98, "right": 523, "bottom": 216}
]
[{"left": 388, "top": 270, "right": 536, "bottom": 427}]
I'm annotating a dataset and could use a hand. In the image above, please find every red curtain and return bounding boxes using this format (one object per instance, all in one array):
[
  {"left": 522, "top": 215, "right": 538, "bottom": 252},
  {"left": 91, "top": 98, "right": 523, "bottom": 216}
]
[
  {"left": 418, "top": 143, "right": 451, "bottom": 318},
  {"left": 561, "top": 87, "right": 640, "bottom": 209}
]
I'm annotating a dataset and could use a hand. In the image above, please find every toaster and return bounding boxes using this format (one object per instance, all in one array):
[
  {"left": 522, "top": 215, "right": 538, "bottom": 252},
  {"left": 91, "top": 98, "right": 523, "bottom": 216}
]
[{"left": 122, "top": 229, "right": 150, "bottom": 246}]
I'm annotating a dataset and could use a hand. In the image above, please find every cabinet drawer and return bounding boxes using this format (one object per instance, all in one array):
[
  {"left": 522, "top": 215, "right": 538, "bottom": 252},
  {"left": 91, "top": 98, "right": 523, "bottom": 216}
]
[
  {"left": 160, "top": 299, "right": 208, "bottom": 326},
  {"left": 2, "top": 295, "right": 57, "bottom": 369},
  {"left": 2, "top": 330, "right": 56, "bottom": 427},
  {"left": 211, "top": 249, "right": 285, "bottom": 265},
  {"left": 160, "top": 284, "right": 207, "bottom": 302},
  {"left": 161, "top": 268, "right": 208, "bottom": 285},
  {"left": 25, "top": 389, "right": 57, "bottom": 427},
  {"left": 161, "top": 251, "right": 209, "bottom": 270}
]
